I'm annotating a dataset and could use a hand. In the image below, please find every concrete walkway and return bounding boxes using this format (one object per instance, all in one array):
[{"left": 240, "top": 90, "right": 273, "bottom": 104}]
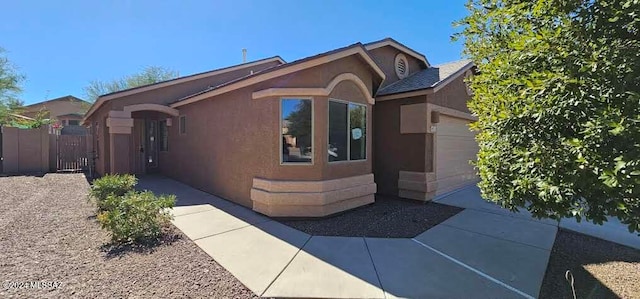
[
  {"left": 435, "top": 185, "right": 640, "bottom": 251},
  {"left": 138, "top": 176, "right": 568, "bottom": 298}
]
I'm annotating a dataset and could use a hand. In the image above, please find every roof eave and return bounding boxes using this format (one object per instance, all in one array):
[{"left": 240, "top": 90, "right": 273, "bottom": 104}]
[
  {"left": 375, "top": 61, "right": 474, "bottom": 101},
  {"left": 171, "top": 44, "right": 386, "bottom": 108},
  {"left": 364, "top": 38, "right": 430, "bottom": 67},
  {"left": 82, "top": 56, "right": 285, "bottom": 122}
]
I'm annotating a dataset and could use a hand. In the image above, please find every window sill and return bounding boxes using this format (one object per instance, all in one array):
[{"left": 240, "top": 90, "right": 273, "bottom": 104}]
[{"left": 328, "top": 159, "right": 368, "bottom": 164}]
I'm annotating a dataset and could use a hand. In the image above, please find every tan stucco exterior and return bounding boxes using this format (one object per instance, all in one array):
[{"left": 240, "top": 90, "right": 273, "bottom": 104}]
[
  {"left": 86, "top": 39, "right": 476, "bottom": 216},
  {"left": 89, "top": 53, "right": 378, "bottom": 216},
  {"left": 367, "top": 45, "right": 425, "bottom": 88},
  {"left": 374, "top": 75, "right": 476, "bottom": 200}
]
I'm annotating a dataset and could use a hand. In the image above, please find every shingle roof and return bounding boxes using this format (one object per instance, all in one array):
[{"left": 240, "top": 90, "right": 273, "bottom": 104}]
[
  {"left": 172, "top": 43, "right": 380, "bottom": 104},
  {"left": 97, "top": 56, "right": 285, "bottom": 99},
  {"left": 376, "top": 59, "right": 473, "bottom": 96}
]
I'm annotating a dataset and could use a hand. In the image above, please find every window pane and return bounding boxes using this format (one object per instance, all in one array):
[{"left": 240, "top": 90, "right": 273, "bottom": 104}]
[
  {"left": 328, "top": 101, "right": 348, "bottom": 162},
  {"left": 179, "top": 116, "right": 186, "bottom": 134},
  {"left": 282, "top": 99, "right": 312, "bottom": 163},
  {"left": 349, "top": 104, "right": 366, "bottom": 160},
  {"left": 159, "top": 120, "right": 168, "bottom": 151},
  {"left": 68, "top": 120, "right": 79, "bottom": 126}
]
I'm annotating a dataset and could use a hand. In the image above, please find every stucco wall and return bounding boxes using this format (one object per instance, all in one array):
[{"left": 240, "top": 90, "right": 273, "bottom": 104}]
[
  {"left": 160, "top": 55, "right": 376, "bottom": 207},
  {"left": 90, "top": 101, "right": 112, "bottom": 176},
  {"left": 367, "top": 45, "right": 424, "bottom": 88},
  {"left": 87, "top": 60, "right": 281, "bottom": 177},
  {"left": 373, "top": 96, "right": 427, "bottom": 196},
  {"left": 426, "top": 76, "right": 471, "bottom": 113}
]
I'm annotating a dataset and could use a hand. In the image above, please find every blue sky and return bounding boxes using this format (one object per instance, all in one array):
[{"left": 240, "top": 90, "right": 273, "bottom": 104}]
[{"left": 1, "top": 0, "right": 469, "bottom": 105}]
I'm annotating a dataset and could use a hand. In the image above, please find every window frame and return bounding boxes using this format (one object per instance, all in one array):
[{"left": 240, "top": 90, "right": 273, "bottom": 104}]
[
  {"left": 179, "top": 115, "right": 186, "bottom": 135},
  {"left": 327, "top": 98, "right": 367, "bottom": 164},
  {"left": 279, "top": 97, "right": 314, "bottom": 166},
  {"left": 94, "top": 121, "right": 100, "bottom": 159},
  {"left": 68, "top": 119, "right": 80, "bottom": 126},
  {"left": 159, "top": 120, "right": 169, "bottom": 152}
]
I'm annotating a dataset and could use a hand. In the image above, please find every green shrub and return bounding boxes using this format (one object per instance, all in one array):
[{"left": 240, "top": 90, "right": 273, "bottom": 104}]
[
  {"left": 90, "top": 174, "right": 137, "bottom": 212},
  {"left": 97, "top": 191, "right": 176, "bottom": 244}
]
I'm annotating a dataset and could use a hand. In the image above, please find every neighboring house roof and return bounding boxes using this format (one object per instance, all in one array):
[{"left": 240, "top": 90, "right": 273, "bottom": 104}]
[
  {"left": 364, "top": 38, "right": 430, "bottom": 67},
  {"left": 171, "top": 43, "right": 386, "bottom": 108},
  {"left": 376, "top": 59, "right": 474, "bottom": 96},
  {"left": 24, "top": 95, "right": 89, "bottom": 108},
  {"left": 10, "top": 113, "right": 35, "bottom": 121},
  {"left": 57, "top": 113, "right": 85, "bottom": 118},
  {"left": 22, "top": 95, "right": 89, "bottom": 120},
  {"left": 83, "top": 56, "right": 286, "bottom": 122}
]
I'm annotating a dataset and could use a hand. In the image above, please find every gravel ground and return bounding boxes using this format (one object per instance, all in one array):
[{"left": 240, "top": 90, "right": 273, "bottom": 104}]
[
  {"left": 278, "top": 194, "right": 463, "bottom": 238},
  {"left": 0, "top": 173, "right": 257, "bottom": 299},
  {"left": 540, "top": 229, "right": 640, "bottom": 299}
]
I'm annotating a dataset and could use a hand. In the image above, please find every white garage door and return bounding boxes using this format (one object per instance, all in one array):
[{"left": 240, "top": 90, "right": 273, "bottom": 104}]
[{"left": 435, "top": 115, "right": 479, "bottom": 195}]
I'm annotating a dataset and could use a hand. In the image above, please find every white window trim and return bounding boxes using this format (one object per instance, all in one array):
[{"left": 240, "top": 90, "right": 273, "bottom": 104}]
[
  {"left": 328, "top": 98, "right": 367, "bottom": 164},
  {"left": 280, "top": 97, "right": 314, "bottom": 166},
  {"left": 179, "top": 115, "right": 186, "bottom": 135}
]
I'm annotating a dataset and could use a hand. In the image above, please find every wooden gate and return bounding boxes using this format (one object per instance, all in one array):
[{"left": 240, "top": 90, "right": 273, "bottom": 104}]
[{"left": 56, "top": 135, "right": 91, "bottom": 172}]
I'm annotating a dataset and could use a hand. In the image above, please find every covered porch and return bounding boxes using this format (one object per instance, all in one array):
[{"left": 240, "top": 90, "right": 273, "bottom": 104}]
[{"left": 105, "top": 104, "right": 179, "bottom": 175}]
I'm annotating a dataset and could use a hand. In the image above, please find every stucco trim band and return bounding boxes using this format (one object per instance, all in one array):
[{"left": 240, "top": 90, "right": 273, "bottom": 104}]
[
  {"left": 251, "top": 174, "right": 376, "bottom": 217},
  {"left": 252, "top": 73, "right": 375, "bottom": 104},
  {"left": 106, "top": 117, "right": 134, "bottom": 134},
  {"left": 400, "top": 103, "right": 428, "bottom": 134},
  {"left": 398, "top": 171, "right": 437, "bottom": 201},
  {"left": 123, "top": 104, "right": 180, "bottom": 116}
]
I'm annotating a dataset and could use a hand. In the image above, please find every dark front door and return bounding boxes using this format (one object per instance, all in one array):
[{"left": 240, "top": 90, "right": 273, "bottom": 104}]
[{"left": 145, "top": 119, "right": 159, "bottom": 172}]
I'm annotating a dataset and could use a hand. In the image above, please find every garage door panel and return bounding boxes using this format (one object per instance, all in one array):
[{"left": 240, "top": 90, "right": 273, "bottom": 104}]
[
  {"left": 436, "top": 174, "right": 479, "bottom": 195},
  {"left": 435, "top": 115, "right": 479, "bottom": 195},
  {"left": 436, "top": 126, "right": 476, "bottom": 138},
  {"left": 437, "top": 164, "right": 476, "bottom": 179},
  {"left": 435, "top": 140, "right": 479, "bottom": 152},
  {"left": 436, "top": 149, "right": 477, "bottom": 165}
]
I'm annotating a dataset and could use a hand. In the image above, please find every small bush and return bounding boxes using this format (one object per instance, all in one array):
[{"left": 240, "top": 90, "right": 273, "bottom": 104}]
[
  {"left": 97, "top": 191, "right": 176, "bottom": 244},
  {"left": 90, "top": 174, "right": 137, "bottom": 212}
]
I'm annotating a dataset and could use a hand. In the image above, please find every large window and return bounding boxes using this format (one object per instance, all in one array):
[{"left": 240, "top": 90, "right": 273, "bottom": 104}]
[
  {"left": 281, "top": 98, "right": 313, "bottom": 164},
  {"left": 328, "top": 100, "right": 366, "bottom": 162},
  {"left": 159, "top": 120, "right": 168, "bottom": 152}
]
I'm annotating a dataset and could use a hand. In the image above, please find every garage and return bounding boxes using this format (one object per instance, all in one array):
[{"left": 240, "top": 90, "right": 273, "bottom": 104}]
[{"left": 434, "top": 115, "right": 479, "bottom": 195}]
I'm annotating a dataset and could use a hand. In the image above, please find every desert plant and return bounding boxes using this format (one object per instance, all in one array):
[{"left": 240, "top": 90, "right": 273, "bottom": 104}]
[
  {"left": 97, "top": 191, "right": 176, "bottom": 244},
  {"left": 89, "top": 174, "right": 137, "bottom": 211}
]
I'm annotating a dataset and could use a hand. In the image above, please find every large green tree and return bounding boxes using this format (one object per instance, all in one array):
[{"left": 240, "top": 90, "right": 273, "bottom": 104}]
[
  {"left": 84, "top": 66, "right": 179, "bottom": 102},
  {"left": 0, "top": 47, "right": 25, "bottom": 125},
  {"left": 457, "top": 0, "right": 640, "bottom": 232}
]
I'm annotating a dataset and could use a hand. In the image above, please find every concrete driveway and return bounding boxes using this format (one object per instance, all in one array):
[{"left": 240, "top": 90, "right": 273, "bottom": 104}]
[
  {"left": 138, "top": 176, "right": 572, "bottom": 298},
  {"left": 434, "top": 185, "right": 640, "bottom": 251}
]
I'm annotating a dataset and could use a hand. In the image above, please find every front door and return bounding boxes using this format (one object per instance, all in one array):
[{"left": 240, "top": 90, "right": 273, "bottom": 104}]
[{"left": 145, "top": 119, "right": 159, "bottom": 172}]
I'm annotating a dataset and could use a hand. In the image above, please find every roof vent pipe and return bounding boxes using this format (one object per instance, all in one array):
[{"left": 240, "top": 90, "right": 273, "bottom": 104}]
[{"left": 242, "top": 48, "right": 247, "bottom": 63}]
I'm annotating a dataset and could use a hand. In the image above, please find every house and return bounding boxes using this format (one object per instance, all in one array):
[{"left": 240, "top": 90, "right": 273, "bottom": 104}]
[
  {"left": 23, "top": 95, "right": 90, "bottom": 134},
  {"left": 82, "top": 38, "right": 477, "bottom": 217}
]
